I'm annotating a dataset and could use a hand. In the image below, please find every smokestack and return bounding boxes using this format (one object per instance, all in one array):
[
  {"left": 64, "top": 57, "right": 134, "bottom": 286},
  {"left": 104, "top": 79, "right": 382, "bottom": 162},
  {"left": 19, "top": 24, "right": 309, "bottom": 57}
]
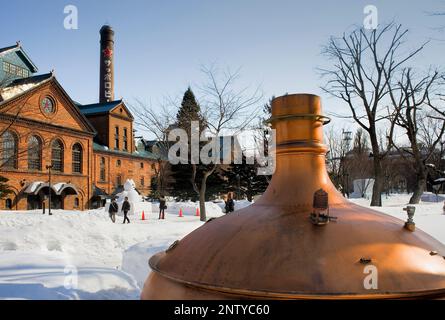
[{"left": 99, "top": 25, "right": 114, "bottom": 103}]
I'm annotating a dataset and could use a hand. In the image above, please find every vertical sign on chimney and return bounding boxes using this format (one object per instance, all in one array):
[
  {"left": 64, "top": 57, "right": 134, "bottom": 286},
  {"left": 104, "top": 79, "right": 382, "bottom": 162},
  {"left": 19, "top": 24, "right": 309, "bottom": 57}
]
[{"left": 99, "top": 25, "right": 115, "bottom": 103}]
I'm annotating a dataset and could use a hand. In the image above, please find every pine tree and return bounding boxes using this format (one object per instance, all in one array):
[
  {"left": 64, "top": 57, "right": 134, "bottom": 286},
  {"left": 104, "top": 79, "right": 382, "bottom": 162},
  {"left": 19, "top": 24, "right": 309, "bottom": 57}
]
[
  {"left": 221, "top": 156, "right": 269, "bottom": 202},
  {"left": 170, "top": 88, "right": 221, "bottom": 201}
]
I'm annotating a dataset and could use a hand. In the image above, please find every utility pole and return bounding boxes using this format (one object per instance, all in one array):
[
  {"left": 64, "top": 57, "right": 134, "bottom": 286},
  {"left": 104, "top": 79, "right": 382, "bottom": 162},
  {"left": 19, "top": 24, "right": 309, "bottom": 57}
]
[{"left": 46, "top": 165, "right": 53, "bottom": 216}]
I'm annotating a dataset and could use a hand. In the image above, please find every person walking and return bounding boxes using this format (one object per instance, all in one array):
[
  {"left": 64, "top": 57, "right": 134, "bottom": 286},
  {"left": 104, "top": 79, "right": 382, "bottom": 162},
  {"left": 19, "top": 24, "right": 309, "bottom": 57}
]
[
  {"left": 159, "top": 195, "right": 166, "bottom": 220},
  {"left": 225, "top": 192, "right": 235, "bottom": 214},
  {"left": 108, "top": 198, "right": 118, "bottom": 223},
  {"left": 122, "top": 197, "right": 131, "bottom": 224}
]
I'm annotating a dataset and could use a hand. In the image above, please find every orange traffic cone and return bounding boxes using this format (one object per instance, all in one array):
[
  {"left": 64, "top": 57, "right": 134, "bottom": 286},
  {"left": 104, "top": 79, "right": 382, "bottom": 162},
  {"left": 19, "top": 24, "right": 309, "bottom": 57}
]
[
  {"left": 141, "top": 211, "right": 145, "bottom": 220},
  {"left": 195, "top": 207, "right": 200, "bottom": 216},
  {"left": 179, "top": 208, "right": 183, "bottom": 217}
]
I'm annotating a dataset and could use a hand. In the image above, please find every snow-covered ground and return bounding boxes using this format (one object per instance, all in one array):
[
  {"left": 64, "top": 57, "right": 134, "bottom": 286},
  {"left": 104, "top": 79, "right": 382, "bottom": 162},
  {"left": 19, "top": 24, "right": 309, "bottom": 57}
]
[
  {"left": 0, "top": 201, "right": 225, "bottom": 300},
  {"left": 350, "top": 193, "right": 445, "bottom": 244},
  {"left": 0, "top": 194, "right": 444, "bottom": 300}
]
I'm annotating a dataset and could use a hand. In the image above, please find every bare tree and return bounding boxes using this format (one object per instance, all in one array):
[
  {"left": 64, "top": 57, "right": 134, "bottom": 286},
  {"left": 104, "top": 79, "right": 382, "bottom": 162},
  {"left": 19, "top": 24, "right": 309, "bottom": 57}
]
[
  {"left": 325, "top": 127, "right": 350, "bottom": 192},
  {"left": 419, "top": 113, "right": 445, "bottom": 170},
  {"left": 388, "top": 68, "right": 445, "bottom": 203},
  {"left": 320, "top": 22, "right": 426, "bottom": 206},
  {"left": 191, "top": 65, "right": 263, "bottom": 221},
  {"left": 131, "top": 100, "right": 174, "bottom": 198}
]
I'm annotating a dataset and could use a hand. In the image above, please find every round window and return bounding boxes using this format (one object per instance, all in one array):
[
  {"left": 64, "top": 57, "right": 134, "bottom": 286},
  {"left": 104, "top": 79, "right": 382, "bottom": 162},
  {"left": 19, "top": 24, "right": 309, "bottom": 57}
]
[{"left": 41, "top": 96, "right": 55, "bottom": 115}]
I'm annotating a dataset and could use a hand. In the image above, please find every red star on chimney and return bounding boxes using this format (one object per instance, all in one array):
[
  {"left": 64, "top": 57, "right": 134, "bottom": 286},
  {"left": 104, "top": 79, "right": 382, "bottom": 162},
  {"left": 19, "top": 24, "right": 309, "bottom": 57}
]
[{"left": 103, "top": 47, "right": 113, "bottom": 58}]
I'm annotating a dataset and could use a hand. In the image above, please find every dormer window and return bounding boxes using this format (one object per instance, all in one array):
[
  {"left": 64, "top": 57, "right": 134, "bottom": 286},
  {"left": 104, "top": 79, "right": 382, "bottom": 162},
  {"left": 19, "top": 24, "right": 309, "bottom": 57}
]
[{"left": 2, "top": 61, "right": 29, "bottom": 78}]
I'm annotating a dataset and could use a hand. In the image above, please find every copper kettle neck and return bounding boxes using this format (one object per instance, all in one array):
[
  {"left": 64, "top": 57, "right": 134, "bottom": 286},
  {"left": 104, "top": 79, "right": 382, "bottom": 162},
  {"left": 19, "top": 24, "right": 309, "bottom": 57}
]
[{"left": 258, "top": 94, "right": 343, "bottom": 207}]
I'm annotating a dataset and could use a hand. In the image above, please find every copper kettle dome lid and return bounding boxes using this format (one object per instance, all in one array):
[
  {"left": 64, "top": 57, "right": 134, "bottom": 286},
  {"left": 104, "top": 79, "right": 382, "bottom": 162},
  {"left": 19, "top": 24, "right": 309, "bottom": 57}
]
[{"left": 144, "top": 94, "right": 445, "bottom": 299}]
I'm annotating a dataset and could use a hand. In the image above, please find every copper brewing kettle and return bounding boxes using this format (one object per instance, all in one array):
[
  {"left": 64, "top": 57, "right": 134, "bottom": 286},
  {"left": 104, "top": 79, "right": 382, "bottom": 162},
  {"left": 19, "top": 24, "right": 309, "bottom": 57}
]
[{"left": 141, "top": 94, "right": 445, "bottom": 299}]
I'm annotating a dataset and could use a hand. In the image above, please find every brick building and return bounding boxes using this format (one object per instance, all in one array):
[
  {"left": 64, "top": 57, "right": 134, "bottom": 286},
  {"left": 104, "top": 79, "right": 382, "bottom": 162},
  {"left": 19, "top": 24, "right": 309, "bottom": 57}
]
[{"left": 0, "top": 26, "right": 158, "bottom": 211}]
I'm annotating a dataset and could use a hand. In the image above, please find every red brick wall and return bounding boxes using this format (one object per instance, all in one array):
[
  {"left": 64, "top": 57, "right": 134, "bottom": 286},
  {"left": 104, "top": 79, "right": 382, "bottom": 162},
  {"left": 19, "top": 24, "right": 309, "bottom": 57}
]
[
  {"left": 93, "top": 151, "right": 154, "bottom": 197},
  {"left": 0, "top": 81, "right": 94, "bottom": 210}
]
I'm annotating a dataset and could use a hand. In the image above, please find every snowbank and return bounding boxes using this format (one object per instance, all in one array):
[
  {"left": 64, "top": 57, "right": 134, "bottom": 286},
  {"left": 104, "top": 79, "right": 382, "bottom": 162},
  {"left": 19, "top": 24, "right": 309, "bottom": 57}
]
[
  {"left": 0, "top": 203, "right": 224, "bottom": 300},
  {"left": 420, "top": 192, "right": 445, "bottom": 203},
  {"left": 151, "top": 201, "right": 224, "bottom": 217},
  {"left": 213, "top": 199, "right": 253, "bottom": 213}
]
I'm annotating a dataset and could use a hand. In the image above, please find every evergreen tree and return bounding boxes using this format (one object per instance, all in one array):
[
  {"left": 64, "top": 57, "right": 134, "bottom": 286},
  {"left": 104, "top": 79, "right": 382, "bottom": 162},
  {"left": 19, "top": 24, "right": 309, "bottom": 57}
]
[
  {"left": 170, "top": 88, "right": 224, "bottom": 201},
  {"left": 221, "top": 156, "right": 269, "bottom": 202}
]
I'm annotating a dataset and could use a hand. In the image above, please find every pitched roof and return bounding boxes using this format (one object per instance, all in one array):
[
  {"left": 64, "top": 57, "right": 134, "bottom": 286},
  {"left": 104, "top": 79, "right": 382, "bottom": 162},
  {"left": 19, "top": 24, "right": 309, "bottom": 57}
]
[
  {"left": 93, "top": 142, "right": 161, "bottom": 160},
  {"left": 0, "top": 72, "right": 96, "bottom": 134},
  {"left": 77, "top": 100, "right": 123, "bottom": 115},
  {"left": 0, "top": 44, "right": 19, "bottom": 54},
  {"left": 0, "top": 43, "right": 38, "bottom": 73},
  {"left": 0, "top": 72, "right": 53, "bottom": 102}
]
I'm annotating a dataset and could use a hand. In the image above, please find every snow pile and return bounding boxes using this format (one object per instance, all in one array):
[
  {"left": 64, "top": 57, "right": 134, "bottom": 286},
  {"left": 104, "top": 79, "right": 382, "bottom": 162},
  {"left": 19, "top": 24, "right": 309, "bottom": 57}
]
[
  {"left": 213, "top": 199, "right": 253, "bottom": 213},
  {"left": 0, "top": 204, "right": 224, "bottom": 300},
  {"left": 420, "top": 192, "right": 445, "bottom": 203},
  {"left": 105, "top": 179, "right": 152, "bottom": 216},
  {"left": 0, "top": 252, "right": 139, "bottom": 300},
  {"left": 151, "top": 201, "right": 224, "bottom": 217}
]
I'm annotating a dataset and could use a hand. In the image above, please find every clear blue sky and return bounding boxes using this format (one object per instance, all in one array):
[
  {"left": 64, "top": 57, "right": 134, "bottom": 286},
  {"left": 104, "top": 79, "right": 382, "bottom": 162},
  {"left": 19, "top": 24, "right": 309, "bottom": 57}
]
[{"left": 2, "top": 0, "right": 445, "bottom": 131}]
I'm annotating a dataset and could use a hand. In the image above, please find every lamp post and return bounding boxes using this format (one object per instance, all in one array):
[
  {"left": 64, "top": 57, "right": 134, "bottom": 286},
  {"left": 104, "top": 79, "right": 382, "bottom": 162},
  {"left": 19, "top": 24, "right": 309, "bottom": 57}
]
[
  {"left": 236, "top": 174, "right": 241, "bottom": 200},
  {"left": 46, "top": 165, "right": 53, "bottom": 216}
]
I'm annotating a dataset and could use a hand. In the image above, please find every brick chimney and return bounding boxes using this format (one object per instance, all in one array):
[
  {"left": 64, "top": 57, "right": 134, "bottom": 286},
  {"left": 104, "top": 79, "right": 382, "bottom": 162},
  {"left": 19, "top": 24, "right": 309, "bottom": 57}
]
[{"left": 99, "top": 25, "right": 114, "bottom": 103}]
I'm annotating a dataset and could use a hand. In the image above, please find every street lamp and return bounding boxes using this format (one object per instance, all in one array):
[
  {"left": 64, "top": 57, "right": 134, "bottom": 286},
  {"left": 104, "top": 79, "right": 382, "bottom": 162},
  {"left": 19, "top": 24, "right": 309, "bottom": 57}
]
[
  {"left": 236, "top": 174, "right": 241, "bottom": 200},
  {"left": 46, "top": 164, "right": 53, "bottom": 216}
]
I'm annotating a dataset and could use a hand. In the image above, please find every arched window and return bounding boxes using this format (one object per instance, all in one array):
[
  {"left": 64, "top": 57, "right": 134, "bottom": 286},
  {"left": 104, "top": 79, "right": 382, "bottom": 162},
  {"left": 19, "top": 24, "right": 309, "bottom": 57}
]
[
  {"left": 51, "top": 139, "right": 64, "bottom": 172},
  {"left": 28, "top": 135, "right": 42, "bottom": 171},
  {"left": 100, "top": 157, "right": 106, "bottom": 181},
  {"left": 2, "top": 131, "right": 18, "bottom": 169},
  {"left": 72, "top": 143, "right": 82, "bottom": 173}
]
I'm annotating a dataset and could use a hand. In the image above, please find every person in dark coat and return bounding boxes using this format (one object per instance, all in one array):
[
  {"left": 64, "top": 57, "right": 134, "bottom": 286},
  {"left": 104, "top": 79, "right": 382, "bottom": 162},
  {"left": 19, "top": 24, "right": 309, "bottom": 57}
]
[
  {"left": 225, "top": 192, "right": 235, "bottom": 214},
  {"left": 159, "top": 195, "right": 166, "bottom": 220},
  {"left": 122, "top": 197, "right": 131, "bottom": 224},
  {"left": 108, "top": 198, "right": 118, "bottom": 223}
]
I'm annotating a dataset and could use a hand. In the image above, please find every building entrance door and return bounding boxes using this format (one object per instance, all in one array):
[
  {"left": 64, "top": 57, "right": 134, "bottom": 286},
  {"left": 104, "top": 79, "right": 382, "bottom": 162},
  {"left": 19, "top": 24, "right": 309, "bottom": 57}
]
[
  {"left": 27, "top": 195, "right": 41, "bottom": 210},
  {"left": 51, "top": 195, "right": 63, "bottom": 209}
]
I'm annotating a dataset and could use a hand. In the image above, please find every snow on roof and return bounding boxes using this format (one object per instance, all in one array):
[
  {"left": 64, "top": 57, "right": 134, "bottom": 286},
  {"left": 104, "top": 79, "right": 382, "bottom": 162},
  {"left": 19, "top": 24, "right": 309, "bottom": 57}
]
[
  {"left": 23, "top": 181, "right": 45, "bottom": 194},
  {"left": 0, "top": 73, "right": 52, "bottom": 103}
]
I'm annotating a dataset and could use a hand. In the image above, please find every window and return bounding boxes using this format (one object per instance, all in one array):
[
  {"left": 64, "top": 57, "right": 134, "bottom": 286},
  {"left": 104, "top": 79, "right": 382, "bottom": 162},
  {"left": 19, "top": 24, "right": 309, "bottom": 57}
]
[
  {"left": 116, "top": 174, "right": 122, "bottom": 187},
  {"left": 74, "top": 198, "right": 79, "bottom": 208},
  {"left": 28, "top": 135, "right": 42, "bottom": 171},
  {"left": 2, "top": 61, "right": 10, "bottom": 73},
  {"left": 5, "top": 198, "right": 12, "bottom": 210},
  {"left": 2, "top": 131, "right": 18, "bottom": 169},
  {"left": 140, "top": 162, "right": 144, "bottom": 169},
  {"left": 114, "top": 126, "right": 119, "bottom": 149},
  {"left": 100, "top": 157, "right": 106, "bottom": 181},
  {"left": 72, "top": 143, "right": 82, "bottom": 173},
  {"left": 2, "top": 61, "right": 29, "bottom": 78},
  {"left": 123, "top": 128, "right": 128, "bottom": 151},
  {"left": 117, "top": 159, "right": 121, "bottom": 167},
  {"left": 51, "top": 139, "right": 64, "bottom": 172},
  {"left": 140, "top": 176, "right": 144, "bottom": 186}
]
